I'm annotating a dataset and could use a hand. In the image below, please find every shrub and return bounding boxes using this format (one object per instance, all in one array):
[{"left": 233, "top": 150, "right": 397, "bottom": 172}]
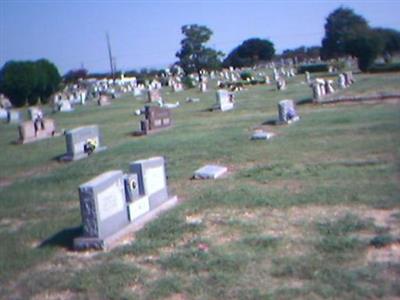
[
  {"left": 298, "top": 63, "right": 329, "bottom": 74},
  {"left": 240, "top": 71, "right": 252, "bottom": 80},
  {"left": 367, "top": 62, "right": 400, "bottom": 73},
  {"left": 182, "top": 76, "right": 195, "bottom": 89}
]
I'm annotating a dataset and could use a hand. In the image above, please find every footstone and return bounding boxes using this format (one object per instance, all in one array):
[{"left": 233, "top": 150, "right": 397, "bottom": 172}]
[
  {"left": 251, "top": 131, "right": 274, "bottom": 140},
  {"left": 193, "top": 165, "right": 228, "bottom": 179}
]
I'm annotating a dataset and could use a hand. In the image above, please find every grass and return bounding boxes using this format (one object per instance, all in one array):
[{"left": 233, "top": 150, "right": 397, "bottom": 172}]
[{"left": 0, "top": 70, "right": 399, "bottom": 299}]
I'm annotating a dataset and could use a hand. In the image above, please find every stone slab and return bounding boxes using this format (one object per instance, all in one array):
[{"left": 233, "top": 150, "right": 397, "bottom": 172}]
[
  {"left": 77, "top": 170, "right": 129, "bottom": 240},
  {"left": 193, "top": 165, "right": 228, "bottom": 179},
  {"left": 74, "top": 195, "right": 178, "bottom": 251},
  {"left": 251, "top": 131, "right": 275, "bottom": 140}
]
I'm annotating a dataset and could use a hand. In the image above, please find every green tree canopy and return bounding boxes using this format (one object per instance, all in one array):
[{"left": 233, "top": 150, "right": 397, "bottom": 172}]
[
  {"left": 223, "top": 38, "right": 275, "bottom": 68},
  {"left": 280, "top": 46, "right": 320, "bottom": 61},
  {"left": 321, "top": 7, "right": 369, "bottom": 59},
  {"left": 63, "top": 68, "right": 88, "bottom": 84},
  {"left": 345, "top": 31, "right": 382, "bottom": 71},
  {"left": 0, "top": 59, "right": 60, "bottom": 107},
  {"left": 373, "top": 28, "right": 400, "bottom": 56},
  {"left": 176, "top": 24, "right": 223, "bottom": 74}
]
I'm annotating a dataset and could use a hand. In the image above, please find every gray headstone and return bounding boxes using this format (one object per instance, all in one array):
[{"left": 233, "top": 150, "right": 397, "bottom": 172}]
[
  {"left": 278, "top": 99, "right": 299, "bottom": 123},
  {"left": 0, "top": 108, "right": 8, "bottom": 121},
  {"left": 7, "top": 110, "right": 21, "bottom": 123},
  {"left": 129, "top": 156, "right": 169, "bottom": 210},
  {"left": 28, "top": 107, "right": 43, "bottom": 121},
  {"left": 216, "top": 90, "right": 234, "bottom": 111},
  {"left": 78, "top": 170, "right": 129, "bottom": 239},
  {"left": 61, "top": 125, "right": 106, "bottom": 161}
]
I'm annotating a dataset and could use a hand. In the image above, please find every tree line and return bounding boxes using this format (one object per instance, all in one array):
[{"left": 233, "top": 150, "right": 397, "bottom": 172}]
[{"left": 1, "top": 6, "right": 400, "bottom": 107}]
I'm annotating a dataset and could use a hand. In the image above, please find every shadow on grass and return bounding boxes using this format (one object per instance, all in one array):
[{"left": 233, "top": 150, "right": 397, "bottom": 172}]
[
  {"left": 296, "top": 97, "right": 314, "bottom": 106},
  {"left": 40, "top": 226, "right": 82, "bottom": 250},
  {"left": 262, "top": 118, "right": 279, "bottom": 126}
]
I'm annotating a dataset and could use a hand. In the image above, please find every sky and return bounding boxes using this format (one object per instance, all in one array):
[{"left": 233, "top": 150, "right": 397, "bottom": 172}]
[{"left": 1, "top": 0, "right": 400, "bottom": 74}]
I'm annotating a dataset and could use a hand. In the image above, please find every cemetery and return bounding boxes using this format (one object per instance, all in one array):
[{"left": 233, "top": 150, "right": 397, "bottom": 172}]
[
  {"left": 1, "top": 67, "right": 399, "bottom": 299},
  {"left": 1, "top": 4, "right": 400, "bottom": 299}
]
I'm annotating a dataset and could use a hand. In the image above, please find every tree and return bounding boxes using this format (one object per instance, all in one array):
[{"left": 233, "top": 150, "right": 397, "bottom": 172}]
[
  {"left": 176, "top": 24, "right": 223, "bottom": 74},
  {"left": 34, "top": 59, "right": 61, "bottom": 104},
  {"left": 280, "top": 46, "right": 320, "bottom": 62},
  {"left": 64, "top": 68, "right": 88, "bottom": 84},
  {"left": 345, "top": 31, "right": 382, "bottom": 71},
  {"left": 321, "top": 7, "right": 369, "bottom": 59},
  {"left": 0, "top": 59, "right": 60, "bottom": 107},
  {"left": 223, "top": 38, "right": 275, "bottom": 68},
  {"left": 373, "top": 28, "right": 400, "bottom": 57}
]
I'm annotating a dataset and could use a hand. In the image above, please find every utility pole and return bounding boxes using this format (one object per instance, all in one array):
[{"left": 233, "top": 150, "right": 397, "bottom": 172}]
[{"left": 106, "top": 32, "right": 115, "bottom": 81}]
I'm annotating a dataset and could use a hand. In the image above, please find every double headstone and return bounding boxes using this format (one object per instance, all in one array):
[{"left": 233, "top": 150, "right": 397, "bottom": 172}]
[
  {"left": 138, "top": 106, "right": 171, "bottom": 135},
  {"left": 28, "top": 107, "right": 43, "bottom": 121},
  {"left": 278, "top": 99, "right": 299, "bottom": 124},
  {"left": 18, "top": 118, "right": 56, "bottom": 144},
  {"left": 60, "top": 125, "right": 107, "bottom": 161},
  {"left": 216, "top": 89, "right": 235, "bottom": 112},
  {"left": 148, "top": 89, "right": 162, "bottom": 103},
  {"left": 74, "top": 156, "right": 177, "bottom": 250}
]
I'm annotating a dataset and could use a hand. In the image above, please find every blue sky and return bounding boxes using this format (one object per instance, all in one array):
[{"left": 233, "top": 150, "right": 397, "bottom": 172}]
[{"left": 1, "top": 0, "right": 400, "bottom": 74}]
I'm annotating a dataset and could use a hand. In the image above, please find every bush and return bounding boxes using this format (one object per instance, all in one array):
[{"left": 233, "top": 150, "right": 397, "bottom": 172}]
[
  {"left": 298, "top": 64, "right": 329, "bottom": 74},
  {"left": 367, "top": 62, "right": 400, "bottom": 73},
  {"left": 0, "top": 59, "right": 61, "bottom": 107},
  {"left": 182, "top": 76, "right": 196, "bottom": 89},
  {"left": 240, "top": 71, "right": 252, "bottom": 81}
]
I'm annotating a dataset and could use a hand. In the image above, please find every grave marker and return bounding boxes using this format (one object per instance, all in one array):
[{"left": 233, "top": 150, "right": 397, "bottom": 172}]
[
  {"left": 278, "top": 99, "right": 300, "bottom": 124},
  {"left": 74, "top": 170, "right": 130, "bottom": 250},
  {"left": 60, "top": 125, "right": 107, "bottom": 161},
  {"left": 193, "top": 165, "right": 228, "bottom": 179},
  {"left": 215, "top": 89, "right": 235, "bottom": 111},
  {"left": 18, "top": 118, "right": 57, "bottom": 144},
  {"left": 136, "top": 106, "right": 172, "bottom": 135}
]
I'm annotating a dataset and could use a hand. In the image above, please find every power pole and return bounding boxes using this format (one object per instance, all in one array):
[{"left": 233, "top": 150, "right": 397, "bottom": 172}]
[{"left": 106, "top": 32, "right": 115, "bottom": 81}]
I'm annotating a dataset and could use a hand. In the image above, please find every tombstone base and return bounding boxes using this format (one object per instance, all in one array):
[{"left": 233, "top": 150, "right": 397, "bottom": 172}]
[
  {"left": 276, "top": 116, "right": 300, "bottom": 125},
  {"left": 73, "top": 195, "right": 178, "bottom": 251},
  {"left": 18, "top": 132, "right": 62, "bottom": 144},
  {"left": 59, "top": 146, "right": 107, "bottom": 161},
  {"left": 132, "top": 125, "right": 173, "bottom": 137}
]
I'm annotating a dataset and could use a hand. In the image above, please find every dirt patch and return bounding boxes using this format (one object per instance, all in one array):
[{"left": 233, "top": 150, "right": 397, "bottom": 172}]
[
  {"left": 164, "top": 293, "right": 187, "bottom": 300},
  {"left": 0, "top": 161, "right": 60, "bottom": 188},
  {"left": 0, "top": 178, "right": 13, "bottom": 188},
  {"left": 0, "top": 218, "right": 25, "bottom": 232},
  {"left": 364, "top": 209, "right": 400, "bottom": 234},
  {"left": 366, "top": 243, "right": 400, "bottom": 264},
  {"left": 32, "top": 290, "right": 75, "bottom": 300}
]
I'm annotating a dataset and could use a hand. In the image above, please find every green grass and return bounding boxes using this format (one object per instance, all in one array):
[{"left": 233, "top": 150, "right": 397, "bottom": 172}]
[{"left": 0, "top": 71, "right": 399, "bottom": 299}]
